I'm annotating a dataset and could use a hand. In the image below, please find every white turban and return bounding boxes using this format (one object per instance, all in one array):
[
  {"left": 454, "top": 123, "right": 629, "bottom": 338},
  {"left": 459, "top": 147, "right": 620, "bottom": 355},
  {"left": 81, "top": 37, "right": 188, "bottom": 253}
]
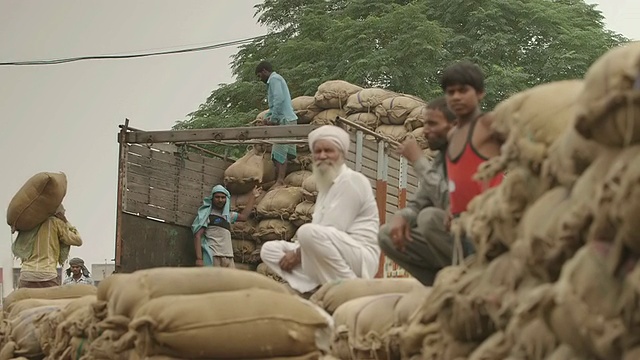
[{"left": 308, "top": 125, "right": 350, "bottom": 156}]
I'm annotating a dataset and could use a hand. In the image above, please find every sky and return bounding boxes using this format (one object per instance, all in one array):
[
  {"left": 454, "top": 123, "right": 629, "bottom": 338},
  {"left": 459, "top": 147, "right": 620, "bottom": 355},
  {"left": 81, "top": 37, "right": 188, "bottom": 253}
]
[{"left": 0, "top": 0, "right": 638, "bottom": 294}]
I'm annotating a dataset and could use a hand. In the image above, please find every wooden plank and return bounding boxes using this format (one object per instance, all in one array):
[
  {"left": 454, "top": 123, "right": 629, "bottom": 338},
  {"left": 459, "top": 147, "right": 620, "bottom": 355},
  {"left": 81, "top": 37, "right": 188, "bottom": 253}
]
[
  {"left": 125, "top": 200, "right": 177, "bottom": 223},
  {"left": 124, "top": 124, "right": 320, "bottom": 144},
  {"left": 128, "top": 156, "right": 218, "bottom": 187},
  {"left": 127, "top": 172, "right": 176, "bottom": 193}
]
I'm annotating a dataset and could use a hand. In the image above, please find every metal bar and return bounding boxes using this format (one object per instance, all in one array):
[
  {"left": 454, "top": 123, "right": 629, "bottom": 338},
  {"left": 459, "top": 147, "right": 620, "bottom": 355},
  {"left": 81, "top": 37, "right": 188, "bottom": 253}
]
[
  {"left": 335, "top": 116, "right": 401, "bottom": 147},
  {"left": 124, "top": 124, "right": 319, "bottom": 144},
  {"left": 375, "top": 140, "right": 389, "bottom": 278},
  {"left": 114, "top": 119, "right": 130, "bottom": 270},
  {"left": 355, "top": 130, "right": 364, "bottom": 172},
  {"left": 398, "top": 156, "right": 408, "bottom": 209},
  {"left": 178, "top": 139, "right": 309, "bottom": 145}
]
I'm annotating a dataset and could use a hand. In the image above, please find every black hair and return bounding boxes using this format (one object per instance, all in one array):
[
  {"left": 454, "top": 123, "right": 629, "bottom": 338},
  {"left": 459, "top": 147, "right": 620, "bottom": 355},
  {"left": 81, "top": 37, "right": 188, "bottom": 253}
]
[
  {"left": 255, "top": 61, "right": 273, "bottom": 74},
  {"left": 440, "top": 61, "right": 485, "bottom": 93},
  {"left": 427, "top": 97, "right": 456, "bottom": 123}
]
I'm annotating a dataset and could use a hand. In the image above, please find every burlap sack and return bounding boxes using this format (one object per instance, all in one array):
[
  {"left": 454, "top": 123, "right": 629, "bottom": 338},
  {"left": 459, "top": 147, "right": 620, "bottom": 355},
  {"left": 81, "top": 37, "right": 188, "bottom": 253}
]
[
  {"left": 256, "top": 263, "right": 286, "bottom": 284},
  {"left": 310, "top": 278, "right": 422, "bottom": 314},
  {"left": 290, "top": 201, "right": 315, "bottom": 227},
  {"left": 292, "top": 96, "right": 322, "bottom": 124},
  {"left": 224, "top": 148, "right": 269, "bottom": 194},
  {"left": 345, "top": 88, "right": 397, "bottom": 114},
  {"left": 44, "top": 296, "right": 96, "bottom": 359},
  {"left": 4, "top": 284, "right": 96, "bottom": 315},
  {"left": 376, "top": 96, "right": 424, "bottom": 125},
  {"left": 332, "top": 294, "right": 404, "bottom": 360},
  {"left": 288, "top": 153, "right": 313, "bottom": 173},
  {"left": 256, "top": 187, "right": 305, "bottom": 219},
  {"left": 545, "top": 344, "right": 586, "bottom": 360},
  {"left": 6, "top": 172, "right": 67, "bottom": 232},
  {"left": 467, "top": 331, "right": 510, "bottom": 360},
  {"left": 476, "top": 80, "right": 583, "bottom": 181},
  {"left": 127, "top": 289, "right": 332, "bottom": 359},
  {"left": 128, "top": 353, "right": 329, "bottom": 360},
  {"left": 541, "top": 241, "right": 625, "bottom": 360},
  {"left": 5, "top": 305, "right": 63, "bottom": 358},
  {"left": 404, "top": 106, "right": 427, "bottom": 132},
  {"left": 314, "top": 80, "right": 363, "bottom": 109},
  {"left": 230, "top": 218, "right": 258, "bottom": 240},
  {"left": 231, "top": 239, "right": 257, "bottom": 264},
  {"left": 506, "top": 318, "right": 558, "bottom": 360},
  {"left": 404, "top": 127, "right": 428, "bottom": 149},
  {"left": 346, "top": 112, "right": 381, "bottom": 131},
  {"left": 574, "top": 41, "right": 640, "bottom": 147},
  {"left": 399, "top": 321, "right": 442, "bottom": 359},
  {"left": 253, "top": 219, "right": 296, "bottom": 242},
  {"left": 256, "top": 109, "right": 269, "bottom": 121},
  {"left": 302, "top": 175, "right": 317, "bottom": 202},
  {"left": 311, "top": 109, "right": 347, "bottom": 125},
  {"left": 393, "top": 287, "right": 433, "bottom": 328},
  {"left": 375, "top": 125, "right": 409, "bottom": 142},
  {"left": 230, "top": 191, "right": 265, "bottom": 212},
  {"left": 285, "top": 170, "right": 313, "bottom": 187},
  {"left": 5, "top": 298, "right": 73, "bottom": 320}
]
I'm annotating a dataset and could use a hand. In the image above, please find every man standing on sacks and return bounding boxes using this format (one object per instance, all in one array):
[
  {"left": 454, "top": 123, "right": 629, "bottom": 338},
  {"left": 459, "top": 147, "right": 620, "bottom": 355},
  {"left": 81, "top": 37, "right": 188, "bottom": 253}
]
[{"left": 260, "top": 125, "right": 380, "bottom": 296}]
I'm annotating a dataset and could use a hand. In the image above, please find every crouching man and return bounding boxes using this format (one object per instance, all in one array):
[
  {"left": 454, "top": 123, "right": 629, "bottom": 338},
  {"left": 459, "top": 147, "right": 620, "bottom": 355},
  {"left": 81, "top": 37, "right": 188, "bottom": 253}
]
[{"left": 261, "top": 125, "right": 380, "bottom": 296}]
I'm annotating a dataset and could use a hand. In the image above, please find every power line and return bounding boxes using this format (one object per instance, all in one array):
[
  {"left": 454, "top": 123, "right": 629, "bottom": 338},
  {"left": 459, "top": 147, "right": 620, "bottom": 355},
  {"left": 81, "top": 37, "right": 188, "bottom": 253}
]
[{"left": 0, "top": 35, "right": 268, "bottom": 66}]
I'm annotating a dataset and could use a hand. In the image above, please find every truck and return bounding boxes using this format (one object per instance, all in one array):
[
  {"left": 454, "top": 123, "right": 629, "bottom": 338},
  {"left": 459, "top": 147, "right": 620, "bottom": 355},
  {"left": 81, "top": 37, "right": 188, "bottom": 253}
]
[{"left": 114, "top": 117, "right": 421, "bottom": 278}]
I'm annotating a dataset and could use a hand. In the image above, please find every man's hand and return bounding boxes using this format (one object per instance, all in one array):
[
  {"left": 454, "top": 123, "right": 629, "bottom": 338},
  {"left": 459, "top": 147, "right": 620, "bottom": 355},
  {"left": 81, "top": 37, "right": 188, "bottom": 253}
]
[
  {"left": 394, "top": 137, "right": 422, "bottom": 163},
  {"left": 252, "top": 186, "right": 263, "bottom": 198},
  {"left": 279, "top": 250, "right": 301, "bottom": 272},
  {"left": 389, "top": 215, "right": 412, "bottom": 252},
  {"left": 195, "top": 259, "right": 204, "bottom": 267}
]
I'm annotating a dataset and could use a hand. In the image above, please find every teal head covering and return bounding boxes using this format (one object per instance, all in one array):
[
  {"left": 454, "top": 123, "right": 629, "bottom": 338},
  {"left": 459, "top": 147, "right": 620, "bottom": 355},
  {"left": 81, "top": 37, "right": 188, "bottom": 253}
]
[{"left": 191, "top": 184, "right": 231, "bottom": 235}]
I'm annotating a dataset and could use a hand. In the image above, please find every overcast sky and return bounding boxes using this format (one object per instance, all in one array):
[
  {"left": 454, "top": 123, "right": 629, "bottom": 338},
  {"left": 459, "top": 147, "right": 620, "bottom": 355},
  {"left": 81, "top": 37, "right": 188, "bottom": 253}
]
[{"left": 0, "top": 0, "right": 638, "bottom": 293}]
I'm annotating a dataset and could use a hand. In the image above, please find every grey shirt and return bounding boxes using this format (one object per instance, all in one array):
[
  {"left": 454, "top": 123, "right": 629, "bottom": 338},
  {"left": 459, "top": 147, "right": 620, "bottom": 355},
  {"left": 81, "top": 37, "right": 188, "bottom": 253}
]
[
  {"left": 395, "top": 151, "right": 449, "bottom": 222},
  {"left": 204, "top": 208, "right": 237, "bottom": 258}
]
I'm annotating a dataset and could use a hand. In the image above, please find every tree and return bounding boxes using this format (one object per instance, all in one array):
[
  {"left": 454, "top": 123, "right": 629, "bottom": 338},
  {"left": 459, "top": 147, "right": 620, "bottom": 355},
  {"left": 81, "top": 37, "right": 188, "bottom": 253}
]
[{"left": 175, "top": 0, "right": 626, "bottom": 132}]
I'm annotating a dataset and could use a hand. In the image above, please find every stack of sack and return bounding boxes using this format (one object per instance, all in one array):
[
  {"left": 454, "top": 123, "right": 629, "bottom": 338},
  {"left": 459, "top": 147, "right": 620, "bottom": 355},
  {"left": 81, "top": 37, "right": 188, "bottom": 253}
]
[
  {"left": 6, "top": 172, "right": 68, "bottom": 233},
  {"left": 396, "top": 40, "right": 640, "bottom": 360},
  {"left": 305, "top": 278, "right": 431, "bottom": 360},
  {"left": 0, "top": 284, "right": 97, "bottom": 360},
  {"left": 77, "top": 267, "right": 334, "bottom": 359}
]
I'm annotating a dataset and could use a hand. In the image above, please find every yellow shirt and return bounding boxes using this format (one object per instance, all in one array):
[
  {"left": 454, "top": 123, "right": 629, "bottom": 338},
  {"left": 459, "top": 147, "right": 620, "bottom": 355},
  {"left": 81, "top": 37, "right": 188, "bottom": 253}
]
[{"left": 21, "top": 216, "right": 83, "bottom": 275}]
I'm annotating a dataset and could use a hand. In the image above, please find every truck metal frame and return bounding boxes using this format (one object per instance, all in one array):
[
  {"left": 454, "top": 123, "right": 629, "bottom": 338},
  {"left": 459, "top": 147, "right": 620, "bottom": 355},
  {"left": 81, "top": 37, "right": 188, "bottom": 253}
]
[{"left": 115, "top": 118, "right": 419, "bottom": 277}]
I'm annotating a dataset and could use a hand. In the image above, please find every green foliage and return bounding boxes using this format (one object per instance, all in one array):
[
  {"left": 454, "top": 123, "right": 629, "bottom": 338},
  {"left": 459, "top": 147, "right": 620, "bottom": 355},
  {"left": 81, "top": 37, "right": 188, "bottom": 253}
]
[{"left": 176, "top": 0, "right": 627, "bottom": 131}]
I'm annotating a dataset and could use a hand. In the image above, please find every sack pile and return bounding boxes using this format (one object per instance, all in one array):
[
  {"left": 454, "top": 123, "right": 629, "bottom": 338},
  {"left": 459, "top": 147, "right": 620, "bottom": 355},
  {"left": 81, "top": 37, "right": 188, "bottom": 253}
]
[
  {"left": 77, "top": 267, "right": 334, "bottom": 359},
  {"left": 0, "top": 284, "right": 98, "bottom": 360},
  {"left": 6, "top": 172, "right": 67, "bottom": 232},
  {"left": 396, "top": 41, "right": 640, "bottom": 360}
]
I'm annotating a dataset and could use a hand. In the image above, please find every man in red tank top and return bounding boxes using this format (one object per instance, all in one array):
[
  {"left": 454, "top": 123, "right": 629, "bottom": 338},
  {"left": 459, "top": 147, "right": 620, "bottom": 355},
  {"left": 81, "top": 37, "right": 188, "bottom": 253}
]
[{"left": 440, "top": 61, "right": 505, "bottom": 222}]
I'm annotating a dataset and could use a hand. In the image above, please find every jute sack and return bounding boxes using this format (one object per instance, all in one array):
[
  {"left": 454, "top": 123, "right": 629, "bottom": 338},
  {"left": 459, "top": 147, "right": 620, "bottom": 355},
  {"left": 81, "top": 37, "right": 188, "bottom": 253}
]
[
  {"left": 311, "top": 109, "right": 347, "bottom": 125},
  {"left": 574, "top": 41, "right": 640, "bottom": 147},
  {"left": 332, "top": 294, "right": 404, "bottom": 360},
  {"left": 127, "top": 289, "right": 332, "bottom": 359},
  {"left": 3, "top": 284, "right": 96, "bottom": 314},
  {"left": 292, "top": 96, "right": 322, "bottom": 124},
  {"left": 476, "top": 80, "right": 583, "bottom": 181},
  {"left": 290, "top": 201, "right": 315, "bottom": 227},
  {"left": 376, "top": 96, "right": 424, "bottom": 125},
  {"left": 231, "top": 239, "right": 257, "bottom": 264},
  {"left": 6, "top": 172, "right": 67, "bottom": 232},
  {"left": 345, "top": 88, "right": 396, "bottom": 114},
  {"left": 4, "top": 305, "right": 63, "bottom": 359},
  {"left": 44, "top": 296, "right": 96, "bottom": 359},
  {"left": 256, "top": 263, "right": 286, "bottom": 284},
  {"left": 405, "top": 128, "right": 428, "bottom": 149},
  {"left": 346, "top": 112, "right": 381, "bottom": 131},
  {"left": 230, "top": 191, "right": 265, "bottom": 212},
  {"left": 285, "top": 170, "right": 313, "bottom": 187},
  {"left": 256, "top": 187, "right": 305, "bottom": 219},
  {"left": 545, "top": 344, "right": 585, "bottom": 360},
  {"left": 541, "top": 241, "right": 625, "bottom": 360},
  {"left": 375, "top": 125, "right": 409, "bottom": 142},
  {"left": 224, "top": 148, "right": 268, "bottom": 194},
  {"left": 467, "top": 331, "right": 510, "bottom": 360},
  {"left": 399, "top": 321, "right": 442, "bottom": 360},
  {"left": 310, "top": 278, "right": 422, "bottom": 314},
  {"left": 128, "top": 353, "right": 331, "bottom": 360},
  {"left": 302, "top": 175, "right": 317, "bottom": 202},
  {"left": 230, "top": 218, "right": 258, "bottom": 240},
  {"left": 288, "top": 153, "right": 313, "bottom": 173},
  {"left": 404, "top": 106, "right": 427, "bottom": 132},
  {"left": 6, "top": 298, "right": 74, "bottom": 320},
  {"left": 314, "top": 80, "right": 363, "bottom": 109},
  {"left": 253, "top": 219, "right": 296, "bottom": 242},
  {"left": 393, "top": 287, "right": 433, "bottom": 328},
  {"left": 506, "top": 318, "right": 558, "bottom": 360}
]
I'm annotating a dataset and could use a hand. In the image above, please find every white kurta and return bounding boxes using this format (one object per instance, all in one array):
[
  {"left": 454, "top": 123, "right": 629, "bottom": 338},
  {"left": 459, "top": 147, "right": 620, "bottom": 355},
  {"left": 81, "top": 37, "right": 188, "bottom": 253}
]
[{"left": 261, "top": 164, "right": 380, "bottom": 293}]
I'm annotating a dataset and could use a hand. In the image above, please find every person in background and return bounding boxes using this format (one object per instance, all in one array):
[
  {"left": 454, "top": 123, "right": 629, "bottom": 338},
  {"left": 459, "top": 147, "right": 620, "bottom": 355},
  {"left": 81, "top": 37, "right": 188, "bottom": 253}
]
[
  {"left": 255, "top": 61, "right": 298, "bottom": 189},
  {"left": 261, "top": 125, "right": 380, "bottom": 297},
  {"left": 441, "top": 61, "right": 504, "bottom": 224},
  {"left": 12, "top": 204, "right": 83, "bottom": 288},
  {"left": 378, "top": 97, "right": 462, "bottom": 286},
  {"left": 192, "top": 185, "right": 261, "bottom": 268},
  {"left": 63, "top": 257, "right": 94, "bottom": 285}
]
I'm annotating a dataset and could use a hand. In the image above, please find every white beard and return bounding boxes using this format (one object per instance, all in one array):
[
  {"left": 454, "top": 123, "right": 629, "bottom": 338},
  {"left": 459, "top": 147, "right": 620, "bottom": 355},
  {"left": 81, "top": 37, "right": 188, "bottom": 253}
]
[{"left": 312, "top": 160, "right": 342, "bottom": 194}]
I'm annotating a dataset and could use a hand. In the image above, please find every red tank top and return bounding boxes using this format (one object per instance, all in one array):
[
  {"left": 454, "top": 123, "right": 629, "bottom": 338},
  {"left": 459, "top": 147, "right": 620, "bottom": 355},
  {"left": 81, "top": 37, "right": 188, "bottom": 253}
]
[{"left": 446, "top": 118, "right": 504, "bottom": 216}]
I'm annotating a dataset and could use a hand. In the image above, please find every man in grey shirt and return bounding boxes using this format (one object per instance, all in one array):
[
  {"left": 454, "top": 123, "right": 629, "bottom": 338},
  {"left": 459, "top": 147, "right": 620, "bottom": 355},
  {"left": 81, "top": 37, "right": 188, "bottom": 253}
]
[{"left": 378, "top": 97, "right": 461, "bottom": 286}]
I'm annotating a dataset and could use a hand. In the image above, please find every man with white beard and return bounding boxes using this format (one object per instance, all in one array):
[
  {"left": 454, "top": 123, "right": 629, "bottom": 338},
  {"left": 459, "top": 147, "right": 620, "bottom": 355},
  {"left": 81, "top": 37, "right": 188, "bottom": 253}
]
[{"left": 260, "top": 125, "right": 380, "bottom": 296}]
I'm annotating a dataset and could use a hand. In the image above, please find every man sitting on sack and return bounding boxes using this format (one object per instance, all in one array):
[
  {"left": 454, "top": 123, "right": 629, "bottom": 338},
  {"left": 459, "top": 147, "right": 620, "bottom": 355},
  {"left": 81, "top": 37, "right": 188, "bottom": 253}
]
[
  {"left": 261, "top": 125, "right": 380, "bottom": 296},
  {"left": 192, "top": 185, "right": 261, "bottom": 268},
  {"left": 63, "top": 257, "right": 94, "bottom": 285}
]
